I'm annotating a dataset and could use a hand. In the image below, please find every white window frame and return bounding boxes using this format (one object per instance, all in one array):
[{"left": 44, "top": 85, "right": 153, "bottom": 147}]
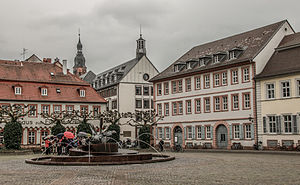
[
  {"left": 15, "top": 87, "right": 22, "bottom": 95},
  {"left": 165, "top": 128, "right": 170, "bottom": 139},
  {"left": 281, "top": 81, "right": 290, "bottom": 98},
  {"left": 266, "top": 83, "right": 275, "bottom": 99},
  {"left": 245, "top": 124, "right": 251, "bottom": 139},
  {"left": 206, "top": 126, "right": 211, "bottom": 139},
  {"left": 157, "top": 104, "right": 162, "bottom": 116},
  {"left": 172, "top": 81, "right": 177, "bottom": 93},
  {"left": 178, "top": 101, "right": 183, "bottom": 114},
  {"left": 42, "top": 105, "right": 50, "bottom": 115},
  {"left": 269, "top": 116, "right": 276, "bottom": 133},
  {"left": 243, "top": 67, "right": 250, "bottom": 82},
  {"left": 204, "top": 98, "right": 210, "bottom": 112},
  {"left": 157, "top": 84, "right": 162, "bottom": 95},
  {"left": 186, "top": 100, "right": 192, "bottom": 114},
  {"left": 80, "top": 90, "right": 86, "bottom": 97},
  {"left": 195, "top": 99, "right": 201, "bottom": 113},
  {"left": 243, "top": 93, "right": 250, "bottom": 109},
  {"left": 229, "top": 51, "right": 237, "bottom": 60},
  {"left": 28, "top": 131, "right": 35, "bottom": 144},
  {"left": 172, "top": 102, "right": 177, "bottom": 115},
  {"left": 178, "top": 80, "right": 183, "bottom": 92},
  {"left": 41, "top": 88, "right": 48, "bottom": 96},
  {"left": 232, "top": 70, "right": 238, "bottom": 84},
  {"left": 197, "top": 126, "right": 201, "bottom": 139},
  {"left": 233, "top": 124, "right": 240, "bottom": 139},
  {"left": 165, "top": 103, "right": 169, "bottom": 116},
  {"left": 186, "top": 78, "right": 191, "bottom": 91},
  {"left": 214, "top": 73, "right": 220, "bottom": 87},
  {"left": 214, "top": 97, "right": 220, "bottom": 111},
  {"left": 222, "top": 72, "right": 227, "bottom": 85},
  {"left": 54, "top": 105, "right": 61, "bottom": 114},
  {"left": 233, "top": 94, "right": 239, "bottom": 110},
  {"left": 28, "top": 105, "right": 37, "bottom": 117},
  {"left": 204, "top": 75, "right": 210, "bottom": 88},
  {"left": 283, "top": 115, "right": 292, "bottom": 133},
  {"left": 296, "top": 79, "right": 300, "bottom": 97},
  {"left": 187, "top": 127, "right": 193, "bottom": 139},
  {"left": 158, "top": 127, "right": 163, "bottom": 139},
  {"left": 195, "top": 76, "right": 201, "bottom": 89},
  {"left": 164, "top": 82, "right": 169, "bottom": 95},
  {"left": 222, "top": 96, "right": 228, "bottom": 111}
]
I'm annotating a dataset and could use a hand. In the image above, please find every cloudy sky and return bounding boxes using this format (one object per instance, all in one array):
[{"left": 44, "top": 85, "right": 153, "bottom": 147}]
[{"left": 0, "top": 0, "right": 299, "bottom": 74}]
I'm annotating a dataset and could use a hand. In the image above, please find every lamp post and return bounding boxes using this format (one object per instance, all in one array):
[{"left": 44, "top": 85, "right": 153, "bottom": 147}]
[{"left": 248, "top": 114, "right": 260, "bottom": 150}]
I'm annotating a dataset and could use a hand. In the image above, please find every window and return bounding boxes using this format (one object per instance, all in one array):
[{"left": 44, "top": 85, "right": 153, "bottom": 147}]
[
  {"left": 143, "top": 86, "right": 149, "bottom": 96},
  {"left": 195, "top": 76, "right": 201, "bottom": 90},
  {"left": 233, "top": 125, "right": 240, "bottom": 139},
  {"left": 186, "top": 78, "right": 191, "bottom": 92},
  {"left": 245, "top": 124, "right": 251, "bottom": 139},
  {"left": 151, "top": 86, "right": 153, "bottom": 96},
  {"left": 172, "top": 81, "right": 177, "bottom": 93},
  {"left": 281, "top": 81, "right": 290, "bottom": 98},
  {"left": 28, "top": 104, "right": 37, "bottom": 117},
  {"left": 157, "top": 104, "right": 162, "bottom": 116},
  {"left": 0, "top": 130, "right": 3, "bottom": 145},
  {"left": 283, "top": 115, "right": 292, "bottom": 133},
  {"left": 15, "top": 87, "right": 22, "bottom": 95},
  {"left": 158, "top": 128, "right": 163, "bottom": 139},
  {"left": 165, "top": 128, "right": 170, "bottom": 139},
  {"left": 53, "top": 105, "right": 61, "bottom": 114},
  {"left": 41, "top": 130, "right": 48, "bottom": 145},
  {"left": 297, "top": 80, "right": 300, "bottom": 96},
  {"left": 187, "top": 127, "right": 192, "bottom": 139},
  {"left": 231, "top": 69, "right": 238, "bottom": 84},
  {"left": 213, "top": 55, "right": 220, "bottom": 63},
  {"left": 199, "top": 58, "right": 205, "bottom": 66},
  {"left": 232, "top": 94, "right": 239, "bottom": 110},
  {"left": 143, "top": 99, "right": 150, "bottom": 109},
  {"left": 80, "top": 90, "right": 85, "bottom": 97},
  {"left": 123, "top": 131, "right": 131, "bottom": 137},
  {"left": 186, "top": 100, "right": 192, "bottom": 114},
  {"left": 151, "top": 99, "right": 154, "bottom": 109},
  {"left": 135, "top": 99, "right": 142, "bottom": 109},
  {"left": 214, "top": 97, "right": 220, "bottom": 111},
  {"left": 28, "top": 130, "right": 35, "bottom": 144},
  {"left": 206, "top": 126, "right": 211, "bottom": 139},
  {"left": 229, "top": 51, "right": 237, "bottom": 60},
  {"left": 178, "top": 101, "right": 183, "bottom": 115},
  {"left": 242, "top": 67, "right": 250, "bottom": 82},
  {"left": 164, "top": 82, "right": 169, "bottom": 95},
  {"left": 112, "top": 100, "right": 117, "bottom": 109},
  {"left": 214, "top": 73, "right": 220, "bottom": 87},
  {"left": 222, "top": 72, "right": 227, "bottom": 86},
  {"left": 42, "top": 105, "right": 50, "bottom": 115},
  {"left": 197, "top": 126, "right": 201, "bottom": 139},
  {"left": 41, "top": 88, "right": 48, "bottom": 96},
  {"left": 222, "top": 96, "right": 228, "bottom": 111},
  {"left": 204, "top": 75, "right": 210, "bottom": 88},
  {"left": 172, "top": 102, "right": 177, "bottom": 115},
  {"left": 136, "top": 86, "right": 142, "bottom": 95},
  {"left": 178, "top": 80, "right": 183, "bottom": 92},
  {"left": 93, "top": 106, "right": 100, "bottom": 116},
  {"left": 66, "top": 105, "right": 74, "bottom": 114},
  {"left": 157, "top": 84, "right": 162, "bottom": 96},
  {"left": 266, "top": 83, "right": 275, "bottom": 99},
  {"left": 164, "top": 103, "right": 169, "bottom": 116},
  {"left": 80, "top": 105, "right": 88, "bottom": 115},
  {"left": 195, "top": 99, "right": 201, "bottom": 113},
  {"left": 243, "top": 93, "right": 251, "bottom": 109},
  {"left": 269, "top": 116, "right": 276, "bottom": 133},
  {"left": 204, "top": 97, "right": 210, "bottom": 113}
]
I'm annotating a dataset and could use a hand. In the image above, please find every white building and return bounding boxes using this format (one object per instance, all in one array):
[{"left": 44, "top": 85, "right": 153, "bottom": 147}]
[
  {"left": 92, "top": 33, "right": 159, "bottom": 141},
  {"left": 150, "top": 20, "right": 294, "bottom": 149}
]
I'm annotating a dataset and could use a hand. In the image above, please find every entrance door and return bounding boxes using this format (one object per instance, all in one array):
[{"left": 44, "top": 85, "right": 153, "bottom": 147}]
[
  {"left": 216, "top": 125, "right": 228, "bottom": 149},
  {"left": 173, "top": 126, "right": 183, "bottom": 146}
]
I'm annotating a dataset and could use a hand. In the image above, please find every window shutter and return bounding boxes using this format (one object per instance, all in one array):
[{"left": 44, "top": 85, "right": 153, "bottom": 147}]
[
  {"left": 276, "top": 116, "right": 281, "bottom": 134},
  {"left": 251, "top": 124, "right": 254, "bottom": 140},
  {"left": 155, "top": 127, "right": 158, "bottom": 140},
  {"left": 263, "top": 117, "right": 267, "bottom": 133},
  {"left": 184, "top": 127, "right": 187, "bottom": 140},
  {"left": 210, "top": 126, "right": 213, "bottom": 139},
  {"left": 201, "top": 126, "right": 205, "bottom": 139},
  {"left": 240, "top": 124, "right": 244, "bottom": 140},
  {"left": 292, "top": 115, "right": 298, "bottom": 134},
  {"left": 229, "top": 125, "right": 232, "bottom": 139},
  {"left": 192, "top": 126, "right": 195, "bottom": 139}
]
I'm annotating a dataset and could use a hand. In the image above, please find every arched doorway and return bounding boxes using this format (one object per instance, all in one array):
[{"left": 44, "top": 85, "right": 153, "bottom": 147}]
[
  {"left": 216, "top": 124, "right": 228, "bottom": 149},
  {"left": 173, "top": 126, "right": 183, "bottom": 147}
]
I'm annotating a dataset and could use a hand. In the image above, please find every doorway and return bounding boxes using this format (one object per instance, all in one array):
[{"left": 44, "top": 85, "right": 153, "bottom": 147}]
[{"left": 216, "top": 124, "right": 228, "bottom": 149}]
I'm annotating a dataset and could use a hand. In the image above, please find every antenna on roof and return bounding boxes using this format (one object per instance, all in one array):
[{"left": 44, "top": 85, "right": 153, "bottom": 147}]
[
  {"left": 20, "top": 48, "right": 28, "bottom": 61},
  {"left": 140, "top": 24, "right": 142, "bottom": 37}
]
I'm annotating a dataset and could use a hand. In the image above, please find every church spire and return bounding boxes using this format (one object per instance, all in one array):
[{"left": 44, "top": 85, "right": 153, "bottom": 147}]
[
  {"left": 136, "top": 26, "right": 146, "bottom": 60},
  {"left": 73, "top": 30, "right": 87, "bottom": 76}
]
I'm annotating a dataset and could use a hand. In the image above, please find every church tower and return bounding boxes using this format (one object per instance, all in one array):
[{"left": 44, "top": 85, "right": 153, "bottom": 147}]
[
  {"left": 73, "top": 33, "right": 87, "bottom": 76},
  {"left": 136, "top": 30, "right": 146, "bottom": 60}
]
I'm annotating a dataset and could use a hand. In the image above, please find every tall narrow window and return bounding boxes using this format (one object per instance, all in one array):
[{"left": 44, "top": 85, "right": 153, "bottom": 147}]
[
  {"left": 186, "top": 78, "right": 191, "bottom": 92},
  {"left": 243, "top": 67, "right": 250, "bottom": 82},
  {"left": 143, "top": 99, "right": 150, "bottom": 109},
  {"left": 93, "top": 106, "right": 100, "bottom": 116},
  {"left": 165, "top": 128, "right": 170, "bottom": 139},
  {"left": 197, "top": 126, "right": 201, "bottom": 139},
  {"left": 297, "top": 80, "right": 300, "bottom": 96},
  {"left": 231, "top": 69, "right": 238, "bottom": 84},
  {"left": 143, "top": 86, "right": 149, "bottom": 96},
  {"left": 164, "top": 103, "right": 169, "bottom": 116},
  {"left": 232, "top": 94, "right": 239, "bottom": 110},
  {"left": 28, "top": 131, "right": 35, "bottom": 144},
  {"left": 79, "top": 90, "right": 86, "bottom": 97},
  {"left": 53, "top": 105, "right": 61, "bottom": 114},
  {"left": 206, "top": 126, "right": 211, "bottom": 139},
  {"left": 158, "top": 127, "right": 163, "bottom": 139},
  {"left": 157, "top": 104, "right": 162, "bottom": 116},
  {"left": 243, "top": 93, "right": 251, "bottom": 109},
  {"left": 283, "top": 115, "right": 292, "bottom": 133},
  {"left": 233, "top": 125, "right": 240, "bottom": 139},
  {"left": 266, "top": 83, "right": 275, "bottom": 99},
  {"left": 269, "top": 116, "right": 276, "bottom": 133},
  {"left": 222, "top": 96, "right": 228, "bottom": 111},
  {"left": 164, "top": 82, "right": 169, "bottom": 95},
  {"left": 41, "top": 88, "right": 48, "bottom": 96},
  {"left": 172, "top": 102, "right": 177, "bottom": 115},
  {"left": 178, "top": 80, "right": 183, "bottom": 92},
  {"left": 157, "top": 84, "right": 162, "bottom": 96},
  {"left": 281, "top": 81, "right": 290, "bottom": 98},
  {"left": 195, "top": 99, "right": 201, "bottom": 113},
  {"left": 178, "top": 101, "right": 183, "bottom": 114},
  {"left": 172, "top": 81, "right": 177, "bottom": 93},
  {"left": 15, "top": 87, "right": 22, "bottom": 95},
  {"left": 135, "top": 99, "right": 142, "bottom": 109},
  {"left": 204, "top": 75, "right": 210, "bottom": 88},
  {"left": 187, "top": 127, "right": 193, "bottom": 139},
  {"left": 186, "top": 100, "right": 192, "bottom": 114},
  {"left": 28, "top": 104, "right": 37, "bottom": 117},
  {"left": 204, "top": 97, "right": 210, "bottom": 113},
  {"left": 195, "top": 76, "right": 201, "bottom": 90},
  {"left": 222, "top": 72, "right": 227, "bottom": 86},
  {"left": 245, "top": 124, "right": 251, "bottom": 139},
  {"left": 42, "top": 105, "right": 50, "bottom": 115},
  {"left": 214, "top": 73, "right": 220, "bottom": 87},
  {"left": 214, "top": 97, "right": 220, "bottom": 111}
]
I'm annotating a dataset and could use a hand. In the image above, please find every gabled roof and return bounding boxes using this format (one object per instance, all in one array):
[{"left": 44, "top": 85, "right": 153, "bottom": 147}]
[
  {"left": 255, "top": 32, "right": 300, "bottom": 79},
  {"left": 25, "top": 54, "right": 42, "bottom": 62},
  {"left": 94, "top": 58, "right": 139, "bottom": 89},
  {"left": 0, "top": 59, "right": 106, "bottom": 103},
  {"left": 81, "top": 70, "right": 96, "bottom": 84},
  {"left": 150, "top": 20, "right": 288, "bottom": 82}
]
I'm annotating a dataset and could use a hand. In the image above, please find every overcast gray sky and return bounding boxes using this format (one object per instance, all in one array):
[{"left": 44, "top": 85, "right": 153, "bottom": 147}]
[{"left": 0, "top": 0, "right": 299, "bottom": 74}]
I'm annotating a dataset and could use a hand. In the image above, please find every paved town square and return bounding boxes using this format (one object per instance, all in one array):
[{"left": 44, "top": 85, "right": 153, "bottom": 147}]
[{"left": 0, "top": 152, "right": 299, "bottom": 185}]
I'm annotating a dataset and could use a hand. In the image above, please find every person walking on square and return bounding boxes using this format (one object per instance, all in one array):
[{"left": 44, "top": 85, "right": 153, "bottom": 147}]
[
  {"left": 44, "top": 138, "right": 51, "bottom": 155},
  {"left": 159, "top": 139, "right": 164, "bottom": 152}
]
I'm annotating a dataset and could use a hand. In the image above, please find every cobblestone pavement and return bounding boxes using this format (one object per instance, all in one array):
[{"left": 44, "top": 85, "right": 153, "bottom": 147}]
[{"left": 0, "top": 152, "right": 300, "bottom": 185}]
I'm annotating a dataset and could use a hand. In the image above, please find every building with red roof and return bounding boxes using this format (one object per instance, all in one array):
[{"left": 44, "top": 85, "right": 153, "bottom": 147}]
[{"left": 0, "top": 56, "right": 106, "bottom": 146}]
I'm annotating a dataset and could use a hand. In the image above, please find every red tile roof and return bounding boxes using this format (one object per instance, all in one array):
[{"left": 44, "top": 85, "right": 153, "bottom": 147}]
[{"left": 0, "top": 60, "right": 106, "bottom": 103}]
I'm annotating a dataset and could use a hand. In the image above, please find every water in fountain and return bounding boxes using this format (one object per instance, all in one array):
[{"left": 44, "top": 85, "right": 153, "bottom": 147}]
[{"left": 134, "top": 138, "right": 163, "bottom": 156}]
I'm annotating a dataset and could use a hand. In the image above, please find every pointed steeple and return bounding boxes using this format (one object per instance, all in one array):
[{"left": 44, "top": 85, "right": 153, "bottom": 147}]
[
  {"left": 136, "top": 26, "right": 146, "bottom": 60},
  {"left": 73, "top": 30, "right": 87, "bottom": 76}
]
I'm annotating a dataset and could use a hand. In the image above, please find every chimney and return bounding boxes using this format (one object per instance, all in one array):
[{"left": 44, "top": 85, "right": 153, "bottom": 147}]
[
  {"left": 63, "top": 60, "right": 67, "bottom": 75},
  {"left": 43, "top": 58, "right": 51, "bottom": 63}
]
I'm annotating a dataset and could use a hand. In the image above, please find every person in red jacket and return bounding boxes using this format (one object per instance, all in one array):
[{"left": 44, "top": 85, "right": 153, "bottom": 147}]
[{"left": 45, "top": 138, "right": 51, "bottom": 155}]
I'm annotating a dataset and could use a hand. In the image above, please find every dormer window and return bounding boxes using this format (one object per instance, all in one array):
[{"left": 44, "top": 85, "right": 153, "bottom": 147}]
[
  {"left": 80, "top": 89, "right": 86, "bottom": 97},
  {"left": 41, "top": 88, "right": 47, "bottom": 96},
  {"left": 213, "top": 55, "right": 220, "bottom": 63},
  {"left": 174, "top": 65, "right": 180, "bottom": 72},
  {"left": 15, "top": 87, "right": 22, "bottom": 95},
  {"left": 186, "top": 62, "right": 192, "bottom": 69},
  {"left": 229, "top": 47, "right": 244, "bottom": 60},
  {"left": 229, "top": 50, "right": 237, "bottom": 60},
  {"left": 199, "top": 58, "right": 205, "bottom": 66}
]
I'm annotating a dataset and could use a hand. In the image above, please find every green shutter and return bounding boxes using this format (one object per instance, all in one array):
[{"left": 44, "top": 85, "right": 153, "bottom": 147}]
[
  {"left": 292, "top": 115, "right": 298, "bottom": 134},
  {"left": 192, "top": 126, "right": 195, "bottom": 139},
  {"left": 184, "top": 127, "right": 187, "bottom": 140},
  {"left": 229, "top": 125, "right": 232, "bottom": 139},
  {"left": 201, "top": 126, "right": 205, "bottom": 139},
  {"left": 251, "top": 124, "right": 254, "bottom": 139},
  {"left": 263, "top": 117, "right": 267, "bottom": 133},
  {"left": 240, "top": 124, "right": 244, "bottom": 140},
  {"left": 210, "top": 126, "right": 213, "bottom": 139},
  {"left": 276, "top": 116, "right": 281, "bottom": 134}
]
